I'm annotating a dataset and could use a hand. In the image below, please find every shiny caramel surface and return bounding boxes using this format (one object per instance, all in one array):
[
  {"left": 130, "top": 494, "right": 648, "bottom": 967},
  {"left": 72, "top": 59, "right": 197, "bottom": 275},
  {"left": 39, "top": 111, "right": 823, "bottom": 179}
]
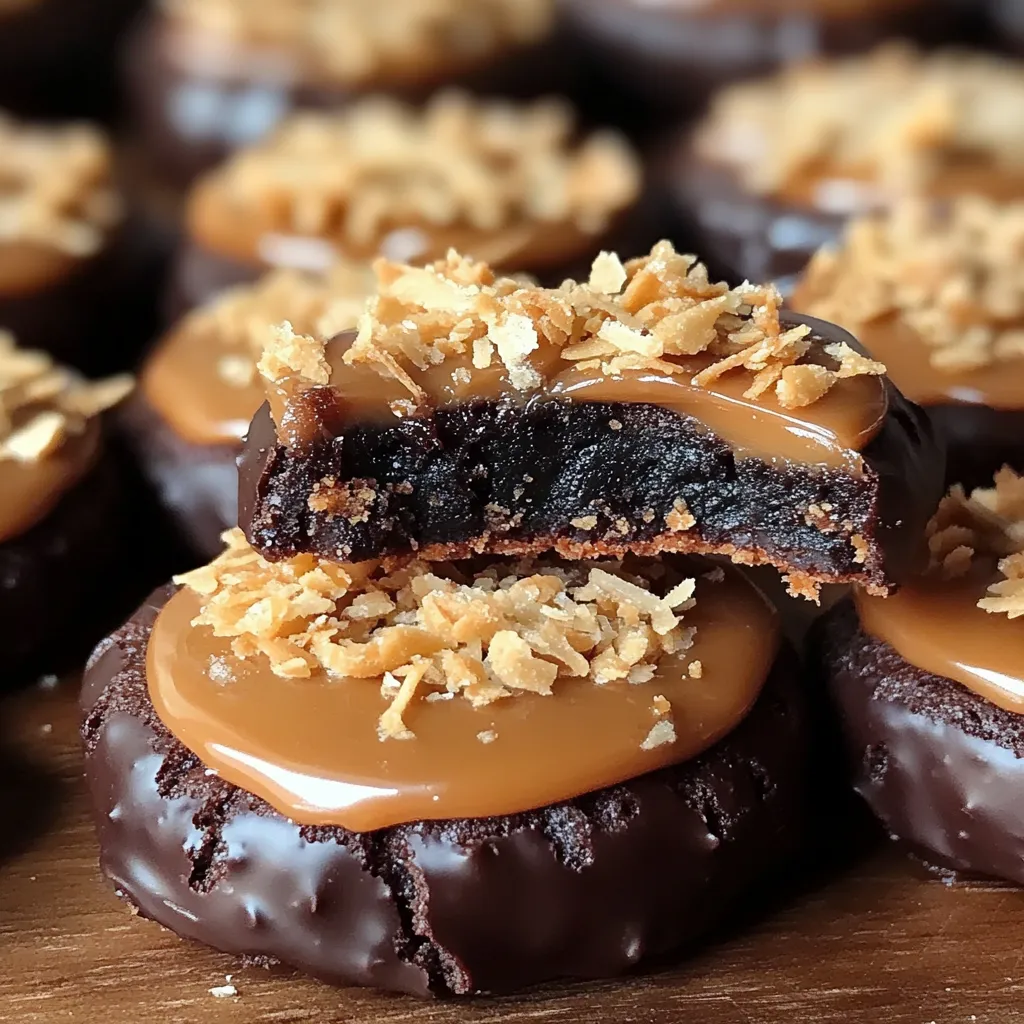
[
  {"left": 856, "top": 565, "right": 1024, "bottom": 714},
  {"left": 147, "top": 561, "right": 780, "bottom": 831}
]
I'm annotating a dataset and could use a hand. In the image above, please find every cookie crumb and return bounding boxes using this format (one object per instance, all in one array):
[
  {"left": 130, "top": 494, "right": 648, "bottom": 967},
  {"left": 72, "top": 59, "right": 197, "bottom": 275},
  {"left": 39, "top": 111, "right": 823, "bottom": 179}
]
[
  {"left": 477, "top": 729, "right": 498, "bottom": 744},
  {"left": 640, "top": 718, "right": 677, "bottom": 751},
  {"left": 688, "top": 660, "right": 703, "bottom": 679},
  {"left": 209, "top": 985, "right": 238, "bottom": 999}
]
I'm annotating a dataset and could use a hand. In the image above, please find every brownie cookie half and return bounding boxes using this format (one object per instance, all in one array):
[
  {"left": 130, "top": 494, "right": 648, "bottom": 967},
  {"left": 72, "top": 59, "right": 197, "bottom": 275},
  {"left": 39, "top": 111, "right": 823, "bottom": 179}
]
[{"left": 239, "top": 243, "right": 943, "bottom": 598}]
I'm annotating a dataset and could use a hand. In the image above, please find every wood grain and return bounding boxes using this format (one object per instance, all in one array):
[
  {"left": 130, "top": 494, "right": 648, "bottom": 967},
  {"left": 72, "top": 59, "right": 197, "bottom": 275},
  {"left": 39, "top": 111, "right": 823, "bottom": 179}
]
[{"left": 2, "top": 678, "right": 1024, "bottom": 1024}]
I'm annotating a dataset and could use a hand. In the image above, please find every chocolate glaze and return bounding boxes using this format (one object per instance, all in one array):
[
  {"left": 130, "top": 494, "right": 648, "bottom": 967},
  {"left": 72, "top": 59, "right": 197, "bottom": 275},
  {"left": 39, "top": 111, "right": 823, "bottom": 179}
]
[
  {"left": 127, "top": 13, "right": 577, "bottom": 185},
  {"left": 118, "top": 390, "right": 238, "bottom": 560},
  {"left": 991, "top": 0, "right": 1024, "bottom": 52},
  {"left": 81, "top": 585, "right": 808, "bottom": 996},
  {"left": 928, "top": 405, "right": 1024, "bottom": 489},
  {"left": 0, "top": 215, "right": 166, "bottom": 376},
  {"left": 0, "top": 0, "right": 141, "bottom": 119},
  {"left": 237, "top": 330, "right": 943, "bottom": 594},
  {"left": 815, "top": 601, "right": 1024, "bottom": 884},
  {"left": 561, "top": 0, "right": 954, "bottom": 117}
]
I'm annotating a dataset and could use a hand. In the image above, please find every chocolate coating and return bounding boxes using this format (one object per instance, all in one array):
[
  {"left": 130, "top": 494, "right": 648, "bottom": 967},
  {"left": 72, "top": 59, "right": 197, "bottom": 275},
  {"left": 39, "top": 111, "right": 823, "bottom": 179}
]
[
  {"left": 0, "top": 0, "right": 141, "bottom": 119},
  {"left": 0, "top": 216, "right": 166, "bottom": 377},
  {"left": 119, "top": 390, "right": 238, "bottom": 560},
  {"left": 815, "top": 600, "right": 1024, "bottom": 884},
  {"left": 928, "top": 404, "right": 1024, "bottom": 489},
  {"left": 667, "top": 148, "right": 844, "bottom": 288},
  {"left": 1, "top": 450, "right": 129, "bottom": 687},
  {"left": 127, "top": 13, "right": 576, "bottom": 185},
  {"left": 991, "top": 0, "right": 1024, "bottom": 52},
  {"left": 561, "top": 0, "right": 954, "bottom": 116},
  {"left": 81, "top": 585, "right": 808, "bottom": 996},
  {"left": 238, "top": 328, "right": 944, "bottom": 594}
]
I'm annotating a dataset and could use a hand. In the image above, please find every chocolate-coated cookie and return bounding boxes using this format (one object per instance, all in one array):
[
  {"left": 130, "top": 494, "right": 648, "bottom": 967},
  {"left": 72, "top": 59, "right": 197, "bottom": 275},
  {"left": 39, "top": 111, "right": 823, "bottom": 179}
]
[
  {"left": 82, "top": 586, "right": 809, "bottom": 996},
  {"left": 814, "top": 600, "right": 1024, "bottom": 884}
]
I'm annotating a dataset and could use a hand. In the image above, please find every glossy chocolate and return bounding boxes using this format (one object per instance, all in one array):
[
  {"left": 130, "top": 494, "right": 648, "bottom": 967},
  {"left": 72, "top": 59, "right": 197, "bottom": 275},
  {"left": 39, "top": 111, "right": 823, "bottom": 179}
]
[
  {"left": 238, "top": 317, "right": 943, "bottom": 594},
  {"left": 82, "top": 586, "right": 808, "bottom": 995},
  {"left": 147, "top": 559, "right": 779, "bottom": 830},
  {"left": 818, "top": 601, "right": 1024, "bottom": 884}
]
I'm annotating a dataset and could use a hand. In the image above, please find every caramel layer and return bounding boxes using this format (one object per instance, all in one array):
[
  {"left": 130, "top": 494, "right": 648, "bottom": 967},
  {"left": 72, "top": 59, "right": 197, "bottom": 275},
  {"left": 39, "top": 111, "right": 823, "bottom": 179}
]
[
  {"left": 0, "top": 241, "right": 81, "bottom": 296},
  {"left": 856, "top": 566, "right": 1024, "bottom": 714},
  {"left": 147, "top": 561, "right": 780, "bottom": 831},
  {"left": 0, "top": 423, "right": 100, "bottom": 543},
  {"left": 188, "top": 179, "right": 604, "bottom": 279},
  {"left": 833, "top": 314, "right": 1024, "bottom": 411}
]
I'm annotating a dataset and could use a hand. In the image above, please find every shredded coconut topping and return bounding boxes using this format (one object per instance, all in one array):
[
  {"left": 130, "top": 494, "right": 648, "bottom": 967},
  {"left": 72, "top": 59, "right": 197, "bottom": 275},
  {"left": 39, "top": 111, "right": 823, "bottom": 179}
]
[
  {"left": 174, "top": 529, "right": 698, "bottom": 741},
  {"left": 184, "top": 263, "right": 375, "bottom": 389},
  {"left": 338, "top": 241, "right": 884, "bottom": 412},
  {"left": 164, "top": 0, "right": 553, "bottom": 84},
  {"left": 697, "top": 44, "right": 1024, "bottom": 197},
  {"left": 0, "top": 332, "right": 132, "bottom": 462},
  {"left": 926, "top": 468, "right": 1024, "bottom": 617},
  {"left": 206, "top": 93, "right": 640, "bottom": 249},
  {"left": 801, "top": 197, "right": 1024, "bottom": 373},
  {"left": 0, "top": 116, "right": 121, "bottom": 256}
]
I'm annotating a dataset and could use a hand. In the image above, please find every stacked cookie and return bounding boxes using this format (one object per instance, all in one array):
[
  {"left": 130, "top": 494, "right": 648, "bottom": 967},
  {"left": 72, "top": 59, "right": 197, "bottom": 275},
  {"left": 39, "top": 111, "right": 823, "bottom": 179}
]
[{"left": 81, "top": 242, "right": 944, "bottom": 995}]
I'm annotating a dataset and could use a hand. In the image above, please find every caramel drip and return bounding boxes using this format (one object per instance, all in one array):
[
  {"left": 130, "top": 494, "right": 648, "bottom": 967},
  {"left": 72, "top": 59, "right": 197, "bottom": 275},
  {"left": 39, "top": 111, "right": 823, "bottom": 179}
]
[
  {"left": 825, "top": 313, "right": 1024, "bottom": 411},
  {"left": 0, "top": 423, "right": 100, "bottom": 542},
  {"left": 147, "top": 562, "right": 780, "bottom": 831},
  {"left": 0, "top": 241, "right": 81, "bottom": 296},
  {"left": 855, "top": 565, "right": 1024, "bottom": 714},
  {"left": 188, "top": 179, "right": 604, "bottom": 279}
]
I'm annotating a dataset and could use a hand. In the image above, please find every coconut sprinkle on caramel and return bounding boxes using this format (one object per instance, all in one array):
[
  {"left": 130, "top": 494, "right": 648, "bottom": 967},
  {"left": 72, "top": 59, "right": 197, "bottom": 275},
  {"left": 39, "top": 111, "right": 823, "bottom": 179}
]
[
  {"left": 183, "top": 263, "right": 375, "bottom": 389},
  {"left": 174, "top": 529, "right": 698, "bottom": 742},
  {"left": 335, "top": 241, "right": 884, "bottom": 414},
  {"left": 926, "top": 468, "right": 1024, "bottom": 617},
  {"left": 801, "top": 197, "right": 1024, "bottom": 373},
  {"left": 0, "top": 116, "right": 121, "bottom": 256},
  {"left": 0, "top": 333, "right": 131, "bottom": 462},
  {"left": 164, "top": 0, "right": 553, "bottom": 84},
  {"left": 697, "top": 44, "right": 1024, "bottom": 197},
  {"left": 203, "top": 93, "right": 640, "bottom": 250}
]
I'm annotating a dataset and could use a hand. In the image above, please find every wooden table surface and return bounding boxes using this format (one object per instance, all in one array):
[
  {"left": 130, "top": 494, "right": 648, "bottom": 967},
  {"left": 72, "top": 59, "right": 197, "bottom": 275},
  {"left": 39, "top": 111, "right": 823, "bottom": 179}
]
[{"left": 2, "top": 676, "right": 1023, "bottom": 1024}]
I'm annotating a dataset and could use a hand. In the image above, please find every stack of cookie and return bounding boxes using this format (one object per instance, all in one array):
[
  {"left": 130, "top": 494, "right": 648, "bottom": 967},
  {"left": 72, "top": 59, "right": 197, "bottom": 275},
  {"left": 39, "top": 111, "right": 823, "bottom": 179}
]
[{"left": 81, "top": 242, "right": 944, "bottom": 996}]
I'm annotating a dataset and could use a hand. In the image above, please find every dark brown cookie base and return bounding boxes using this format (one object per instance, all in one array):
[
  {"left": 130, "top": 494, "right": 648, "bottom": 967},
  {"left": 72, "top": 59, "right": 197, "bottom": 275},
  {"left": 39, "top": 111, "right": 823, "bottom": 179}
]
[
  {"left": 814, "top": 600, "right": 1024, "bottom": 885},
  {"left": 239, "top": 371, "right": 943, "bottom": 595},
  {"left": 118, "top": 390, "right": 239, "bottom": 560},
  {"left": 81, "top": 585, "right": 809, "bottom": 996}
]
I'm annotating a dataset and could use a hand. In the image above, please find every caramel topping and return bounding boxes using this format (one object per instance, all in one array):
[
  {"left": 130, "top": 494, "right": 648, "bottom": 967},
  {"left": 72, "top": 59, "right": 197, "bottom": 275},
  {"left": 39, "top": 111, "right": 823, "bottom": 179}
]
[
  {"left": 153, "top": 549, "right": 778, "bottom": 829},
  {"left": 798, "top": 197, "right": 1024, "bottom": 379},
  {"left": 141, "top": 263, "right": 375, "bottom": 447},
  {"left": 255, "top": 243, "right": 887, "bottom": 467},
  {"left": 696, "top": 44, "right": 1024, "bottom": 199},
  {"left": 0, "top": 332, "right": 131, "bottom": 542},
  {"left": 163, "top": 0, "right": 554, "bottom": 85},
  {"left": 188, "top": 94, "right": 640, "bottom": 270},
  {"left": 0, "top": 115, "right": 121, "bottom": 258},
  {"left": 857, "top": 470, "right": 1024, "bottom": 713}
]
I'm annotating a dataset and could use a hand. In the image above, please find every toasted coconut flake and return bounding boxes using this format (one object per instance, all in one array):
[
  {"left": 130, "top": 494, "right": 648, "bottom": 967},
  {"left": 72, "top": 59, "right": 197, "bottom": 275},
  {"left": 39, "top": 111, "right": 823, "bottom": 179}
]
[
  {"left": 0, "top": 332, "right": 131, "bottom": 462},
  {"left": 801, "top": 197, "right": 1024, "bottom": 373},
  {"left": 640, "top": 717, "right": 676, "bottom": 751},
  {"left": 257, "top": 321, "right": 331, "bottom": 386},
  {"left": 176, "top": 530, "right": 700, "bottom": 739},
  {"left": 923, "top": 469, "right": 1024, "bottom": 616},
  {"left": 0, "top": 115, "right": 120, "bottom": 256},
  {"left": 164, "top": 0, "right": 554, "bottom": 84},
  {"left": 205, "top": 92, "right": 638, "bottom": 247},
  {"left": 698, "top": 44, "right": 1024, "bottom": 198}
]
